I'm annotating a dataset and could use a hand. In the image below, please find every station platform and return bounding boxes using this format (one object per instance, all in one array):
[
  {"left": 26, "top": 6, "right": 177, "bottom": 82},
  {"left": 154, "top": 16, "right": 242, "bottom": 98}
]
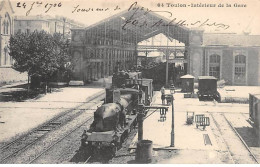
[
  {"left": 0, "top": 76, "right": 112, "bottom": 143},
  {"left": 218, "top": 86, "right": 260, "bottom": 103},
  {"left": 129, "top": 90, "right": 237, "bottom": 163}
]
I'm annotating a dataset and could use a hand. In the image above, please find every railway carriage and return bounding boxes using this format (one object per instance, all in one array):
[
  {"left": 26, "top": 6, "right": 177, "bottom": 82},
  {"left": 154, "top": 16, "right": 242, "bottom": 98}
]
[
  {"left": 249, "top": 93, "right": 260, "bottom": 141},
  {"left": 197, "top": 76, "right": 220, "bottom": 101}
]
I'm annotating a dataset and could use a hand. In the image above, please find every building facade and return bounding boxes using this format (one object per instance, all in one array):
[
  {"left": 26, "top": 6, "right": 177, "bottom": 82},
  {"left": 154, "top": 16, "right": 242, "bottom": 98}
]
[
  {"left": 71, "top": 28, "right": 137, "bottom": 83},
  {"left": 70, "top": 10, "right": 260, "bottom": 86},
  {"left": 14, "top": 15, "right": 85, "bottom": 37},
  {"left": 14, "top": 15, "right": 51, "bottom": 34},
  {"left": 0, "top": 14, "right": 85, "bottom": 84},
  {"left": 0, "top": 0, "right": 27, "bottom": 84},
  {"left": 189, "top": 31, "right": 260, "bottom": 86}
]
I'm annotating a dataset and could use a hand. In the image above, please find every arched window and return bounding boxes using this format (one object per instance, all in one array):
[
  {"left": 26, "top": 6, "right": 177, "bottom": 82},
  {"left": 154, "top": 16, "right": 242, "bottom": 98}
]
[
  {"left": 10, "top": 55, "right": 13, "bottom": 65},
  {"left": 4, "top": 47, "right": 8, "bottom": 65},
  {"left": 3, "top": 21, "right": 6, "bottom": 34},
  {"left": 235, "top": 54, "right": 246, "bottom": 64},
  {"left": 234, "top": 55, "right": 246, "bottom": 84},
  {"left": 3, "top": 13, "right": 11, "bottom": 35},
  {"left": 209, "top": 54, "right": 220, "bottom": 79},
  {"left": 6, "top": 21, "right": 9, "bottom": 34}
]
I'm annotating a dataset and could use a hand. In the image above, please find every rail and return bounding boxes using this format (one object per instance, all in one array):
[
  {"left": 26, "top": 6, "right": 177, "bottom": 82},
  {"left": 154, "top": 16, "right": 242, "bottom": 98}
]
[
  {"left": 223, "top": 114, "right": 259, "bottom": 164},
  {"left": 0, "top": 92, "right": 105, "bottom": 163},
  {"left": 28, "top": 114, "right": 96, "bottom": 164}
]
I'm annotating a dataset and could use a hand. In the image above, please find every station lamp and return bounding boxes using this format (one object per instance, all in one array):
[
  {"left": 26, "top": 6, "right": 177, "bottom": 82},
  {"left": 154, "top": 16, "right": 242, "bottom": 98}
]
[
  {"left": 170, "top": 84, "right": 175, "bottom": 147},
  {"left": 170, "top": 84, "right": 175, "bottom": 94}
]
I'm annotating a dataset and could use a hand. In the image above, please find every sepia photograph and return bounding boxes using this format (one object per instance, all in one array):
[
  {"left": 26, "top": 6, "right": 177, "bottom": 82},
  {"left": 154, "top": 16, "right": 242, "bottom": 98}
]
[{"left": 0, "top": 0, "right": 259, "bottom": 164}]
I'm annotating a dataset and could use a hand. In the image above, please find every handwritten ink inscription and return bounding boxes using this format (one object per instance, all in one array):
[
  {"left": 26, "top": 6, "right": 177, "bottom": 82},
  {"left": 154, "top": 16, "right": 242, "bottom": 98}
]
[
  {"left": 122, "top": 2, "right": 230, "bottom": 30},
  {"left": 15, "top": 1, "right": 230, "bottom": 31},
  {"left": 16, "top": 1, "right": 62, "bottom": 16},
  {"left": 71, "top": 5, "right": 121, "bottom": 13}
]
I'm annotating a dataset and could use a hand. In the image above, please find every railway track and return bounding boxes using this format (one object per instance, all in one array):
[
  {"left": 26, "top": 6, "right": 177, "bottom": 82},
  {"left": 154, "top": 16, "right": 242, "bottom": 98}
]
[
  {"left": 0, "top": 92, "right": 104, "bottom": 164},
  {"left": 28, "top": 113, "right": 95, "bottom": 164},
  {"left": 0, "top": 91, "right": 104, "bottom": 150},
  {"left": 210, "top": 113, "right": 258, "bottom": 164}
]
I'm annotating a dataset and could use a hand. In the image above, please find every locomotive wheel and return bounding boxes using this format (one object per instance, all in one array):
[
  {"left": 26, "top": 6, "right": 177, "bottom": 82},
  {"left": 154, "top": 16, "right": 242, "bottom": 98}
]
[
  {"left": 93, "top": 147, "right": 100, "bottom": 158},
  {"left": 87, "top": 142, "right": 94, "bottom": 155},
  {"left": 214, "top": 92, "right": 221, "bottom": 102},
  {"left": 111, "top": 144, "right": 117, "bottom": 157}
]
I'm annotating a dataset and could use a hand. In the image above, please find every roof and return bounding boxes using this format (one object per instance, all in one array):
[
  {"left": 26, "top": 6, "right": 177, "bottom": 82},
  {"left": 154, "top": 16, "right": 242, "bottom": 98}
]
[
  {"left": 72, "top": 5, "right": 190, "bottom": 44},
  {"left": 0, "top": 0, "right": 14, "bottom": 13},
  {"left": 203, "top": 33, "right": 260, "bottom": 47},
  {"left": 14, "top": 16, "right": 50, "bottom": 22},
  {"left": 118, "top": 88, "right": 140, "bottom": 94},
  {"left": 14, "top": 15, "right": 86, "bottom": 27},
  {"left": 249, "top": 93, "right": 260, "bottom": 99},
  {"left": 198, "top": 76, "right": 217, "bottom": 80},
  {"left": 180, "top": 74, "right": 195, "bottom": 79}
]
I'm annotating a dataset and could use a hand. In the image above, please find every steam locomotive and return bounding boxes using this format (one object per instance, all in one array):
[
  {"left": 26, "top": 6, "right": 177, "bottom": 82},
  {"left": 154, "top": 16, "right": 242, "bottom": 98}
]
[{"left": 81, "top": 71, "right": 153, "bottom": 158}]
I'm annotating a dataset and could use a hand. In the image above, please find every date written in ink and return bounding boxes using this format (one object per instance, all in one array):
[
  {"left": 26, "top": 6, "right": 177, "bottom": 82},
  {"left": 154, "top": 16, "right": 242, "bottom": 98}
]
[{"left": 16, "top": 1, "right": 62, "bottom": 16}]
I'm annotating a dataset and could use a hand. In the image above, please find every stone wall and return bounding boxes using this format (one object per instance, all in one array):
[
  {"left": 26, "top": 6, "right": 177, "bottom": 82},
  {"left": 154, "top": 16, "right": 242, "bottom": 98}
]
[
  {"left": 248, "top": 48, "right": 259, "bottom": 86},
  {"left": 0, "top": 67, "right": 27, "bottom": 84}
]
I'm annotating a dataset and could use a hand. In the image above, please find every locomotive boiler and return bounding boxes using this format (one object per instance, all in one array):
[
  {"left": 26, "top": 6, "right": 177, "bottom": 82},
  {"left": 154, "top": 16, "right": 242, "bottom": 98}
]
[{"left": 88, "top": 89, "right": 137, "bottom": 133}]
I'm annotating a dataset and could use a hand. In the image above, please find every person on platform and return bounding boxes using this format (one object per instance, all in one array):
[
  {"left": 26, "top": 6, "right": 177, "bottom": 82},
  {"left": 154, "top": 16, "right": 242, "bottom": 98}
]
[{"left": 161, "top": 86, "right": 165, "bottom": 105}]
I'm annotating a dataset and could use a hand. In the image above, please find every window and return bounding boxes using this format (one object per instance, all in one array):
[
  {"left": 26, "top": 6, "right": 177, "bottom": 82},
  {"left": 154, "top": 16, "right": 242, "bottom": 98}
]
[
  {"left": 209, "top": 66, "right": 220, "bottom": 78},
  {"left": 209, "top": 54, "right": 220, "bottom": 79},
  {"left": 10, "top": 55, "right": 13, "bottom": 65},
  {"left": 235, "top": 54, "right": 246, "bottom": 64},
  {"left": 4, "top": 47, "right": 8, "bottom": 65},
  {"left": 27, "top": 21, "right": 30, "bottom": 26},
  {"left": 17, "top": 29, "right": 22, "bottom": 33},
  {"left": 6, "top": 21, "right": 9, "bottom": 34},
  {"left": 26, "top": 29, "right": 30, "bottom": 34},
  {"left": 3, "top": 21, "right": 6, "bottom": 34},
  {"left": 2, "top": 20, "right": 9, "bottom": 34},
  {"left": 210, "top": 54, "right": 220, "bottom": 63},
  {"left": 3, "top": 13, "right": 11, "bottom": 35},
  {"left": 234, "top": 54, "right": 246, "bottom": 84}
]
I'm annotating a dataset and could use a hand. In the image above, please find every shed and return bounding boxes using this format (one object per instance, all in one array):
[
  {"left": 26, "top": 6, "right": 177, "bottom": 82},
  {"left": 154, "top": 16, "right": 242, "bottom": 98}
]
[{"left": 180, "top": 74, "right": 195, "bottom": 93}]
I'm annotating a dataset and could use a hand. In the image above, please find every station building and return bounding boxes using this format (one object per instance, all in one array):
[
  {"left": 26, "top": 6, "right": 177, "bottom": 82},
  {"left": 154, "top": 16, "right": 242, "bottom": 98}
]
[
  {"left": 191, "top": 32, "right": 260, "bottom": 86},
  {"left": 71, "top": 8, "right": 260, "bottom": 86}
]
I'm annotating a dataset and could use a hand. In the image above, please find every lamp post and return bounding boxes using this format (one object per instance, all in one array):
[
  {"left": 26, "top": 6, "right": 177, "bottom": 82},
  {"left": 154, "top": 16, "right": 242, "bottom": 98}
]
[{"left": 170, "top": 84, "right": 175, "bottom": 147}]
